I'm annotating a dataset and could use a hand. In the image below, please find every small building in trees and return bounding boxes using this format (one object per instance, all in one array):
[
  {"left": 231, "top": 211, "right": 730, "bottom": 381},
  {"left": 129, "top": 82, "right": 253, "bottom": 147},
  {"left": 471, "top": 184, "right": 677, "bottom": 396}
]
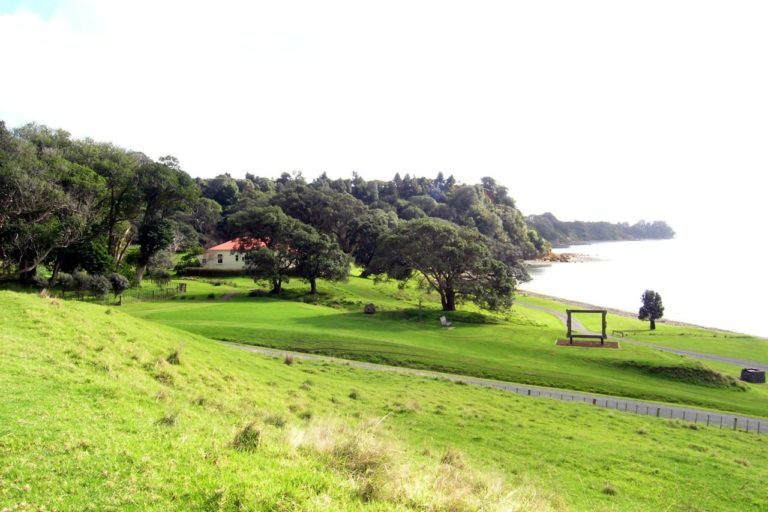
[{"left": 199, "top": 238, "right": 266, "bottom": 270}]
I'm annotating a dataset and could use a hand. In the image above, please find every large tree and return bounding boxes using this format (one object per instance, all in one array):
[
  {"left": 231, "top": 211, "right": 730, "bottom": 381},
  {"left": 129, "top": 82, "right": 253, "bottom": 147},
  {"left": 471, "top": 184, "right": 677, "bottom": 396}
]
[
  {"left": 230, "top": 205, "right": 349, "bottom": 294},
  {"left": 134, "top": 160, "right": 198, "bottom": 285},
  {"left": 293, "top": 227, "right": 349, "bottom": 294},
  {"left": 0, "top": 125, "right": 106, "bottom": 281},
  {"left": 638, "top": 290, "right": 665, "bottom": 330},
  {"left": 229, "top": 206, "right": 301, "bottom": 293},
  {"left": 271, "top": 184, "right": 367, "bottom": 252},
  {"left": 370, "top": 218, "right": 516, "bottom": 311}
]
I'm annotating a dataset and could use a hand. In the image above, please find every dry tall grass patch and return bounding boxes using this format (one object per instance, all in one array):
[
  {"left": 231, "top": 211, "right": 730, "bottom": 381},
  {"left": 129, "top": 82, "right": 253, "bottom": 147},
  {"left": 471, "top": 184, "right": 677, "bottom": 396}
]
[{"left": 288, "top": 417, "right": 557, "bottom": 511}]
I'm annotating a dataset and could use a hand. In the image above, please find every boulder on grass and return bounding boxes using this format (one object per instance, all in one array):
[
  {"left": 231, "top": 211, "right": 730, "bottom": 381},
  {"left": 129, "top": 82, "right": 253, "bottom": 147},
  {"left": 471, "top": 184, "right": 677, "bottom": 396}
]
[{"left": 363, "top": 303, "right": 376, "bottom": 315}]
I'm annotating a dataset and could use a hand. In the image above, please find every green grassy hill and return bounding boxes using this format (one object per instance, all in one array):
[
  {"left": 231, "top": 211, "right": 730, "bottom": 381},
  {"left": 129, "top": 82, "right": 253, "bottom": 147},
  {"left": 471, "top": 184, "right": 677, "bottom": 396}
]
[
  {"left": 121, "top": 275, "right": 768, "bottom": 418},
  {"left": 2, "top": 291, "right": 768, "bottom": 511}
]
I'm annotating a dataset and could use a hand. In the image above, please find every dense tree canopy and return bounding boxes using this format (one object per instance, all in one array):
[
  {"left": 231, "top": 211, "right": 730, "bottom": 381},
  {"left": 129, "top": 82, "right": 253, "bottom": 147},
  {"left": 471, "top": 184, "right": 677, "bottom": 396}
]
[
  {"left": 370, "top": 218, "right": 516, "bottom": 311},
  {"left": 0, "top": 119, "right": 673, "bottom": 312}
]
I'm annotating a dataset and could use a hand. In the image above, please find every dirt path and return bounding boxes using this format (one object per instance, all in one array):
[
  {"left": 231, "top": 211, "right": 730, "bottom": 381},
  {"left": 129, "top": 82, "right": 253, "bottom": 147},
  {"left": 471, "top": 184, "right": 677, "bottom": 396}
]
[
  {"left": 225, "top": 342, "right": 767, "bottom": 435},
  {"left": 517, "top": 300, "right": 768, "bottom": 370}
]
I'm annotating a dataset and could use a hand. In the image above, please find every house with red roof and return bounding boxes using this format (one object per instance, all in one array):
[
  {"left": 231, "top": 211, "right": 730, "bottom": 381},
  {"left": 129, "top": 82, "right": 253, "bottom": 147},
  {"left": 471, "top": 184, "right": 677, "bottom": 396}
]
[{"left": 199, "top": 238, "right": 267, "bottom": 270}]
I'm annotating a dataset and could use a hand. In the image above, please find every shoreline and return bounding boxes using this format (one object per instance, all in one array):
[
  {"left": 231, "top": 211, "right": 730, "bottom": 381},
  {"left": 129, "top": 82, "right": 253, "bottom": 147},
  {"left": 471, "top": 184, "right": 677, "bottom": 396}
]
[{"left": 516, "top": 289, "right": 762, "bottom": 338}]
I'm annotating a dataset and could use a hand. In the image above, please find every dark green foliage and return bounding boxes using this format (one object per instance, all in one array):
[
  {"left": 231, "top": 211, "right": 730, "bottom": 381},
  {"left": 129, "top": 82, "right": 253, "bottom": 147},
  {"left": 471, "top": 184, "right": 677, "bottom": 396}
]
[
  {"left": 2, "top": 118, "right": 674, "bottom": 314},
  {"left": 136, "top": 219, "right": 174, "bottom": 282},
  {"left": 231, "top": 205, "right": 349, "bottom": 294},
  {"left": 56, "top": 272, "right": 76, "bottom": 292},
  {"left": 72, "top": 271, "right": 91, "bottom": 295},
  {"left": 0, "top": 124, "right": 106, "bottom": 280},
  {"left": 150, "top": 269, "right": 172, "bottom": 288},
  {"left": 639, "top": 290, "right": 665, "bottom": 330},
  {"left": 201, "top": 173, "right": 240, "bottom": 207},
  {"left": 371, "top": 218, "right": 516, "bottom": 312},
  {"left": 229, "top": 205, "right": 300, "bottom": 293},
  {"left": 293, "top": 228, "right": 350, "bottom": 294},
  {"left": 88, "top": 275, "right": 111, "bottom": 298},
  {"left": 108, "top": 272, "right": 130, "bottom": 296},
  {"left": 271, "top": 184, "right": 368, "bottom": 253},
  {"left": 174, "top": 247, "right": 204, "bottom": 273}
]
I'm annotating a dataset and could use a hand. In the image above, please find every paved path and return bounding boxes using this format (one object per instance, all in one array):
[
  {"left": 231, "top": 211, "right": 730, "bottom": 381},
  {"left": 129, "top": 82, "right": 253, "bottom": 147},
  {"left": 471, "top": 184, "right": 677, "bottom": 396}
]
[
  {"left": 518, "top": 301, "right": 768, "bottom": 370},
  {"left": 226, "top": 342, "right": 767, "bottom": 435}
]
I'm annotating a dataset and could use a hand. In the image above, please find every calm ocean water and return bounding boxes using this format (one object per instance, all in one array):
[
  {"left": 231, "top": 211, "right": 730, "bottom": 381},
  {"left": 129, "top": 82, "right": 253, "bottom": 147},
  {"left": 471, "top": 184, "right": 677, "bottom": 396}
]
[{"left": 519, "top": 237, "right": 768, "bottom": 338}]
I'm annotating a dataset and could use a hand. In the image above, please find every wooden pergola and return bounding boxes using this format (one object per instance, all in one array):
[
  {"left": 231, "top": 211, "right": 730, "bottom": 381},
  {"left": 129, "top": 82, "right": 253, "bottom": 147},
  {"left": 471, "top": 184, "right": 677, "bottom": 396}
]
[{"left": 566, "top": 309, "right": 607, "bottom": 345}]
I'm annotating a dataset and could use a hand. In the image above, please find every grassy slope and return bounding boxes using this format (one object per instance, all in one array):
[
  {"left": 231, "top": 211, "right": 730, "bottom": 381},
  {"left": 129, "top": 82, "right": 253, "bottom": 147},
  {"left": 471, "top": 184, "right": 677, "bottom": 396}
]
[
  {"left": 122, "top": 276, "right": 768, "bottom": 418},
  {"left": 2, "top": 291, "right": 768, "bottom": 511}
]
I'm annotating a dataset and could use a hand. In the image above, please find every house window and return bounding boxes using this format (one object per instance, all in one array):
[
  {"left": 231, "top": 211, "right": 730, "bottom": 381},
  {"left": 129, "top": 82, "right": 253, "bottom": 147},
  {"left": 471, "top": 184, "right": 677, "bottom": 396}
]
[
  {"left": 235, "top": 254, "right": 239, "bottom": 262},
  {"left": 217, "top": 254, "right": 223, "bottom": 264}
]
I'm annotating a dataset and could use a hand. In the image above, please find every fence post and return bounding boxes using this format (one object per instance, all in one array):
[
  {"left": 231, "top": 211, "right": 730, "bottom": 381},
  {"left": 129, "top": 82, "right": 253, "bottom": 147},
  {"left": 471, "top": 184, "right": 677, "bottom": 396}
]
[
  {"left": 733, "top": 418, "right": 738, "bottom": 431},
  {"left": 720, "top": 417, "right": 723, "bottom": 429},
  {"left": 528, "top": 389, "right": 531, "bottom": 396},
  {"left": 694, "top": 413, "right": 698, "bottom": 423},
  {"left": 707, "top": 415, "right": 710, "bottom": 427},
  {"left": 592, "top": 398, "right": 596, "bottom": 405},
  {"left": 656, "top": 408, "right": 660, "bottom": 417}
]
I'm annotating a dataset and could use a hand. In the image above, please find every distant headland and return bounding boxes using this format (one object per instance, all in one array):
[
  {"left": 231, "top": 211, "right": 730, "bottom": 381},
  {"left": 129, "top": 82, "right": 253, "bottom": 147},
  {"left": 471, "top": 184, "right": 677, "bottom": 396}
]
[{"left": 526, "top": 212, "right": 675, "bottom": 247}]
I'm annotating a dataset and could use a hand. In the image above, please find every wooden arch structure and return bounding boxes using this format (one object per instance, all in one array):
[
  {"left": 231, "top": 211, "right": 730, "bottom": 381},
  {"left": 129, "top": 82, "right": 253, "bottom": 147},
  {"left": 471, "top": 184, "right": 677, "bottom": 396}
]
[{"left": 566, "top": 309, "right": 607, "bottom": 345}]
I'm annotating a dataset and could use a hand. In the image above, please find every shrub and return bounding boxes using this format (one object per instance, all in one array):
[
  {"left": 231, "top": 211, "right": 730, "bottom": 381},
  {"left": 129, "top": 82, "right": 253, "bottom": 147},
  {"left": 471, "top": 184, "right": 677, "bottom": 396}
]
[
  {"left": 56, "top": 272, "right": 75, "bottom": 292},
  {"left": 72, "top": 271, "right": 90, "bottom": 296},
  {"left": 109, "top": 272, "right": 130, "bottom": 297},
  {"left": 89, "top": 275, "right": 112, "bottom": 298},
  {"left": 207, "top": 293, "right": 215, "bottom": 300},
  {"left": 348, "top": 390, "right": 359, "bottom": 400},
  {"left": 283, "top": 355, "right": 295, "bottom": 366},
  {"left": 150, "top": 269, "right": 171, "bottom": 288},
  {"left": 233, "top": 422, "right": 261, "bottom": 451}
]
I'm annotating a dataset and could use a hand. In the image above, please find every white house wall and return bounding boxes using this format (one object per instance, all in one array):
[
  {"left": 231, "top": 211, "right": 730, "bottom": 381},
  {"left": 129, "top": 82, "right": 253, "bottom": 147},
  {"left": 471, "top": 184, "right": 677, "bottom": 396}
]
[{"left": 200, "top": 250, "right": 246, "bottom": 270}]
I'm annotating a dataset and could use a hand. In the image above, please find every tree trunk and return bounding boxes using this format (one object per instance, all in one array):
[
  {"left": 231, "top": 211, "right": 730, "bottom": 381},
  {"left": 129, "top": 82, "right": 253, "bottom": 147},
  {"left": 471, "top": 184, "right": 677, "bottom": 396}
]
[
  {"left": 442, "top": 288, "right": 456, "bottom": 311},
  {"left": 48, "top": 259, "right": 62, "bottom": 286},
  {"left": 19, "top": 266, "right": 37, "bottom": 284},
  {"left": 309, "top": 278, "right": 317, "bottom": 295},
  {"left": 271, "top": 278, "right": 282, "bottom": 294},
  {"left": 135, "top": 263, "right": 147, "bottom": 286},
  {"left": 650, "top": 318, "right": 656, "bottom": 330}
]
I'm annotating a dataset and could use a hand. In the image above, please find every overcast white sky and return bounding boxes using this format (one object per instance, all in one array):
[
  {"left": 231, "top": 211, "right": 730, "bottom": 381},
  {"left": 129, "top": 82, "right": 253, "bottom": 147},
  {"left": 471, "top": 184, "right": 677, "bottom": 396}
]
[{"left": 1, "top": 0, "right": 766, "bottom": 239}]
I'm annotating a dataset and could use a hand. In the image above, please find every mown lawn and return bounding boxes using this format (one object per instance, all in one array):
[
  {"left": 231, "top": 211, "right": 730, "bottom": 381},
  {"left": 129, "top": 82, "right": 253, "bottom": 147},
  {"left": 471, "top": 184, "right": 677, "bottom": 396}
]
[
  {"left": 2, "top": 291, "right": 767, "bottom": 511},
  {"left": 121, "top": 275, "right": 768, "bottom": 418},
  {"left": 517, "top": 293, "right": 768, "bottom": 363}
]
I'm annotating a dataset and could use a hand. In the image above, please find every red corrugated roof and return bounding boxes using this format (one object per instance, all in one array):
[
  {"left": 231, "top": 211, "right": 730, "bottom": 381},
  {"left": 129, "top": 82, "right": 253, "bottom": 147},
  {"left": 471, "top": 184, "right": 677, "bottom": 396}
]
[{"left": 207, "top": 238, "right": 267, "bottom": 251}]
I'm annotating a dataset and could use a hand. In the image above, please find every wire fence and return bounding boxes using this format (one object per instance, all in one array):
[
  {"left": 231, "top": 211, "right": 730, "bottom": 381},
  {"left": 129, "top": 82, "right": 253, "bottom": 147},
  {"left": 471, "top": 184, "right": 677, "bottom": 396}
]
[
  {"left": 497, "top": 384, "right": 766, "bottom": 435},
  {"left": 48, "top": 284, "right": 186, "bottom": 306},
  {"left": 229, "top": 343, "right": 768, "bottom": 436}
]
